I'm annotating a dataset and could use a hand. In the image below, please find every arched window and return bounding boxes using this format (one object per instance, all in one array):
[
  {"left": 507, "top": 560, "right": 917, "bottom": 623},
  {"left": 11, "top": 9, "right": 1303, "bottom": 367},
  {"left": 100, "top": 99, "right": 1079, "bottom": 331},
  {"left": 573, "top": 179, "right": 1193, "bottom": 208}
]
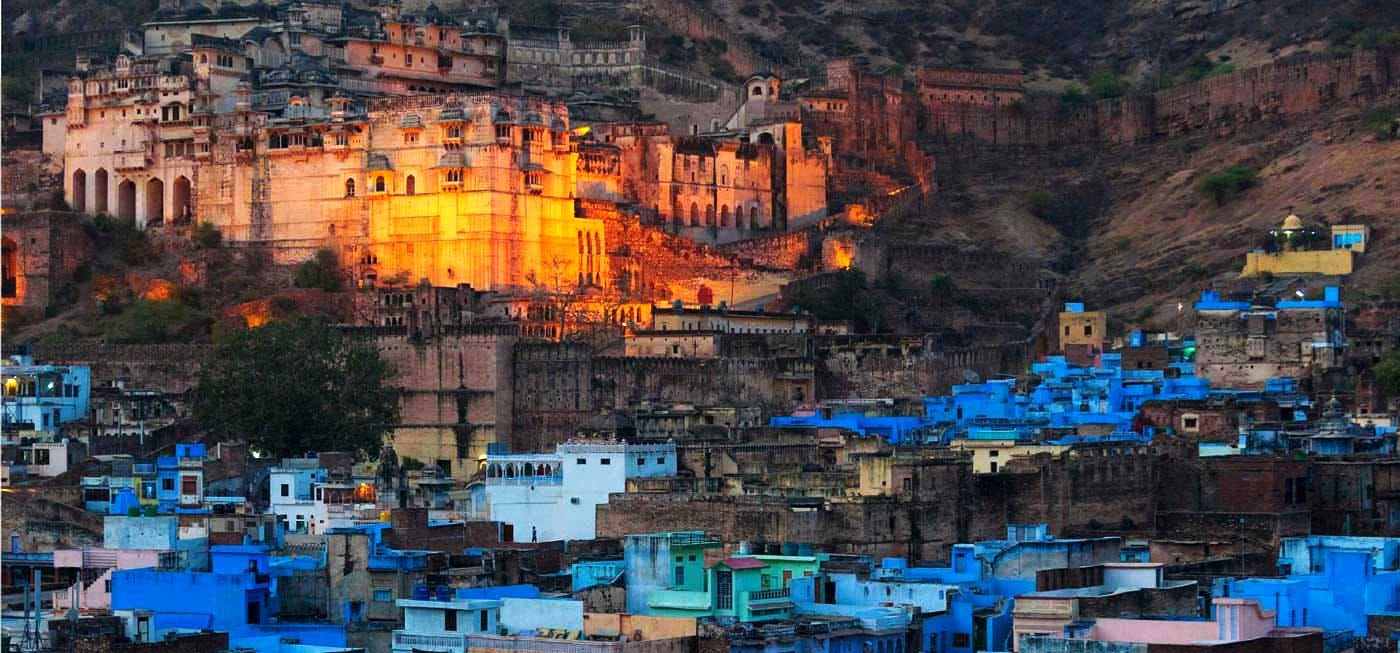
[
  {"left": 345, "top": 178, "right": 355, "bottom": 197},
  {"left": 750, "top": 205, "right": 759, "bottom": 227},
  {"left": 752, "top": 85, "right": 763, "bottom": 96},
  {"left": 405, "top": 175, "right": 415, "bottom": 195},
  {"left": 720, "top": 165, "right": 728, "bottom": 186},
  {"left": 689, "top": 203, "right": 699, "bottom": 226},
  {"left": 200, "top": 54, "right": 208, "bottom": 64},
  {"left": 720, "top": 205, "right": 730, "bottom": 227},
  {"left": 375, "top": 176, "right": 386, "bottom": 192},
  {"left": 705, "top": 204, "right": 715, "bottom": 226}
]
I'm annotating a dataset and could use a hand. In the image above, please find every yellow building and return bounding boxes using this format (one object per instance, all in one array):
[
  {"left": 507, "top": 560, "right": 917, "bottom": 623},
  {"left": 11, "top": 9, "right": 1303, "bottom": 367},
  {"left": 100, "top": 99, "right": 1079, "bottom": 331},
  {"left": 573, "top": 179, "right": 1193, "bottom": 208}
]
[
  {"left": 948, "top": 438, "right": 1069, "bottom": 474},
  {"left": 1057, "top": 302, "right": 1105, "bottom": 349},
  {"left": 1239, "top": 214, "right": 1359, "bottom": 277}
]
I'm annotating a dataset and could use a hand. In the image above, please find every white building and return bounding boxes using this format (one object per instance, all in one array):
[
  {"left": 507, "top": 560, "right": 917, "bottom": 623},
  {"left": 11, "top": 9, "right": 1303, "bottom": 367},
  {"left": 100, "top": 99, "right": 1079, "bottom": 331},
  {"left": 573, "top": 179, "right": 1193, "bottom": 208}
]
[
  {"left": 392, "top": 594, "right": 501, "bottom": 653},
  {"left": 268, "top": 460, "right": 324, "bottom": 533},
  {"left": 478, "top": 440, "right": 676, "bottom": 543}
]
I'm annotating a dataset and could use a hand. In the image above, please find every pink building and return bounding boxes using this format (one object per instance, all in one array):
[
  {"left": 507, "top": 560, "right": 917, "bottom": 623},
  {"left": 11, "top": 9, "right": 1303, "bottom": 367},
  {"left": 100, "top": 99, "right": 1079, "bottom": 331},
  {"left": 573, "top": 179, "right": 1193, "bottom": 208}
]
[
  {"left": 54, "top": 548, "right": 166, "bottom": 611},
  {"left": 1021, "top": 599, "right": 1324, "bottom": 652}
]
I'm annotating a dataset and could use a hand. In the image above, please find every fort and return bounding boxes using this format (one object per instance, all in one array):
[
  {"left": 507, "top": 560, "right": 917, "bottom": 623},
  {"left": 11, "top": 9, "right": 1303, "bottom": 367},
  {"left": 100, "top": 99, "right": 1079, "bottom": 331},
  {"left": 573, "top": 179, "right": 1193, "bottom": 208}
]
[{"left": 920, "top": 47, "right": 1400, "bottom": 146}]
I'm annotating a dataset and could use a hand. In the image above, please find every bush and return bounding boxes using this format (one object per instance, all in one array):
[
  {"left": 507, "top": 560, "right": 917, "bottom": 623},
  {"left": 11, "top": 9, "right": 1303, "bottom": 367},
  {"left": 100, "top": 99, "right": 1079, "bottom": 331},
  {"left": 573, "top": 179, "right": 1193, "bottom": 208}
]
[
  {"left": 1196, "top": 165, "right": 1258, "bottom": 205},
  {"left": 1182, "top": 55, "right": 1234, "bottom": 82},
  {"left": 294, "top": 249, "right": 343, "bottom": 292},
  {"left": 1087, "top": 69, "right": 1124, "bottom": 99},
  {"left": 194, "top": 222, "right": 222, "bottom": 248},
  {"left": 104, "top": 299, "right": 210, "bottom": 344},
  {"left": 1361, "top": 105, "right": 1399, "bottom": 140}
]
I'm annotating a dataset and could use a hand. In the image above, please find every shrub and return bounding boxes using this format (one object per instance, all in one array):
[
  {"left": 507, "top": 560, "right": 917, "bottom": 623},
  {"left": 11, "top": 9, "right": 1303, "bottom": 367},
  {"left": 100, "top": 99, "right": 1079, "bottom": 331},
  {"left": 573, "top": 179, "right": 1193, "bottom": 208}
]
[
  {"left": 1361, "top": 105, "right": 1399, "bottom": 140},
  {"left": 294, "top": 249, "right": 343, "bottom": 291},
  {"left": 1196, "top": 165, "right": 1257, "bottom": 205},
  {"left": 104, "top": 299, "right": 209, "bottom": 344},
  {"left": 1087, "top": 69, "right": 1124, "bottom": 99},
  {"left": 194, "top": 222, "right": 222, "bottom": 248}
]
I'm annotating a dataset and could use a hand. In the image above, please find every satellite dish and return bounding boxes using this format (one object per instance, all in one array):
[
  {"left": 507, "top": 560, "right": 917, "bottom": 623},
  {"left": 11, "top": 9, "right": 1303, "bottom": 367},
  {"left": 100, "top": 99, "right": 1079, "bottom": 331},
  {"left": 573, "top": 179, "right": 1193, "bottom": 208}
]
[{"left": 963, "top": 369, "right": 982, "bottom": 384}]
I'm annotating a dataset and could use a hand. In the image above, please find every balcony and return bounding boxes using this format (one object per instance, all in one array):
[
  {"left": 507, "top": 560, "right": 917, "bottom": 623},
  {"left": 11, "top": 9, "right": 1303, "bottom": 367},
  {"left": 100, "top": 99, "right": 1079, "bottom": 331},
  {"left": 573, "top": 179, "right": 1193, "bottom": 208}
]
[
  {"left": 113, "top": 150, "right": 151, "bottom": 171},
  {"left": 646, "top": 589, "right": 711, "bottom": 612},
  {"left": 746, "top": 587, "right": 792, "bottom": 606},
  {"left": 391, "top": 631, "right": 465, "bottom": 653}
]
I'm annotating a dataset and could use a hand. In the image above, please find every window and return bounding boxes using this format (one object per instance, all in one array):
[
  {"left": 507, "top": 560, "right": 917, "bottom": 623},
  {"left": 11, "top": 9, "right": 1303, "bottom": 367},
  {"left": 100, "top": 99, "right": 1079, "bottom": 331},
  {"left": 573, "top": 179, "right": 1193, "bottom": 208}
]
[
  {"left": 404, "top": 133, "right": 418, "bottom": 144},
  {"left": 335, "top": 133, "right": 348, "bottom": 146},
  {"left": 570, "top": 497, "right": 580, "bottom": 505},
  {"left": 373, "top": 589, "right": 392, "bottom": 603},
  {"left": 952, "top": 634, "right": 970, "bottom": 648},
  {"left": 637, "top": 457, "right": 646, "bottom": 466},
  {"left": 674, "top": 565, "right": 685, "bottom": 585},
  {"left": 161, "top": 478, "right": 175, "bottom": 491},
  {"left": 576, "top": 458, "right": 586, "bottom": 465},
  {"left": 657, "top": 457, "right": 666, "bottom": 464},
  {"left": 1083, "top": 324, "right": 1093, "bottom": 336},
  {"left": 989, "top": 450, "right": 999, "bottom": 458},
  {"left": 280, "top": 484, "right": 290, "bottom": 497},
  {"left": 444, "top": 610, "right": 458, "bottom": 631},
  {"left": 496, "top": 125, "right": 510, "bottom": 139},
  {"left": 480, "top": 610, "right": 489, "bottom": 631},
  {"left": 405, "top": 175, "right": 416, "bottom": 195},
  {"left": 1183, "top": 416, "right": 1199, "bottom": 430},
  {"left": 375, "top": 176, "right": 386, "bottom": 192},
  {"left": 345, "top": 179, "right": 355, "bottom": 197},
  {"left": 181, "top": 475, "right": 198, "bottom": 495},
  {"left": 600, "top": 458, "right": 611, "bottom": 465}
]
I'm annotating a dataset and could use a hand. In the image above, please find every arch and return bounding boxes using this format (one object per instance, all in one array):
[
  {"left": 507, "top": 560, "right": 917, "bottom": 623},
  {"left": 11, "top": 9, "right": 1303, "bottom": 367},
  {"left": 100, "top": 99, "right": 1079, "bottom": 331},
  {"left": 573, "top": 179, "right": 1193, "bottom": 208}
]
[
  {"left": 71, "top": 169, "right": 87, "bottom": 213},
  {"left": 757, "top": 132, "right": 775, "bottom": 145},
  {"left": 522, "top": 463, "right": 534, "bottom": 477},
  {"left": 405, "top": 174, "right": 416, "bottom": 195},
  {"left": 750, "top": 205, "right": 759, "bottom": 228},
  {"left": 505, "top": 464, "right": 516, "bottom": 479},
  {"left": 751, "top": 85, "right": 763, "bottom": 96},
  {"left": 345, "top": 178, "right": 356, "bottom": 197},
  {"left": 117, "top": 180, "right": 137, "bottom": 221},
  {"left": 94, "top": 169, "right": 109, "bottom": 214},
  {"left": 172, "top": 176, "right": 191, "bottom": 222},
  {"left": 375, "top": 176, "right": 386, "bottom": 192},
  {"left": 720, "top": 205, "right": 730, "bottom": 227},
  {"left": 705, "top": 204, "right": 715, "bottom": 226},
  {"left": 144, "top": 177, "right": 164, "bottom": 225},
  {"left": 2, "top": 236, "right": 17, "bottom": 299},
  {"left": 689, "top": 202, "right": 699, "bottom": 227},
  {"left": 200, "top": 54, "right": 208, "bottom": 64}
]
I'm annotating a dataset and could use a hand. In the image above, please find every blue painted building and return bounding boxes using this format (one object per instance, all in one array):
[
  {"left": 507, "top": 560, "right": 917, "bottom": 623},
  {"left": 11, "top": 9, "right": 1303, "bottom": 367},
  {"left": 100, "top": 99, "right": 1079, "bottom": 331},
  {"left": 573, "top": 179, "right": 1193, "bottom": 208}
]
[
  {"left": 1, "top": 355, "right": 91, "bottom": 433},
  {"left": 572, "top": 559, "right": 626, "bottom": 591},
  {"left": 1218, "top": 548, "right": 1400, "bottom": 637}
]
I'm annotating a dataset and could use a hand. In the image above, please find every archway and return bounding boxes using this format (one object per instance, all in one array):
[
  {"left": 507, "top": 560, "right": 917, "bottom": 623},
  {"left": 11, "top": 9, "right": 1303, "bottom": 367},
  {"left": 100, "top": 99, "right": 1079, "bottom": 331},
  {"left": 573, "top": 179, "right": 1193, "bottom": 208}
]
[
  {"left": 117, "top": 180, "right": 136, "bottom": 221},
  {"left": 71, "top": 169, "right": 87, "bottom": 213},
  {"left": 720, "top": 205, "right": 730, "bottom": 228},
  {"left": 689, "top": 202, "right": 699, "bottom": 226},
  {"left": 94, "top": 169, "right": 109, "bottom": 214},
  {"left": 705, "top": 204, "right": 715, "bottom": 226},
  {"left": 758, "top": 132, "right": 775, "bottom": 145},
  {"left": 750, "top": 205, "right": 759, "bottom": 228},
  {"left": 172, "top": 176, "right": 191, "bottom": 222},
  {"left": 144, "top": 178, "right": 165, "bottom": 225},
  {"left": 2, "top": 236, "right": 17, "bottom": 299},
  {"left": 405, "top": 175, "right": 416, "bottom": 195}
]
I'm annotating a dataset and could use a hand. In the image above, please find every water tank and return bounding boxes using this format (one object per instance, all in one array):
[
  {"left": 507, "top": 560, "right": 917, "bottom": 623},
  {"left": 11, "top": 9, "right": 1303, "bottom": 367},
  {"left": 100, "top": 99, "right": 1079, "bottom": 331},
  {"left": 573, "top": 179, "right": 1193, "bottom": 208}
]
[
  {"left": 436, "top": 585, "right": 452, "bottom": 602},
  {"left": 737, "top": 542, "right": 752, "bottom": 555},
  {"left": 781, "top": 542, "right": 797, "bottom": 556},
  {"left": 413, "top": 584, "right": 430, "bottom": 600}
]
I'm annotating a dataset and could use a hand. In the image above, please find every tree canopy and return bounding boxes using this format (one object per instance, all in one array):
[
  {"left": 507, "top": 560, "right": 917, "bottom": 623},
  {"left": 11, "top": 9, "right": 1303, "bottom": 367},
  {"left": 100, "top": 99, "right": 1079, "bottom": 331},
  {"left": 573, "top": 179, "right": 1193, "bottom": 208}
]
[{"left": 194, "top": 318, "right": 400, "bottom": 459}]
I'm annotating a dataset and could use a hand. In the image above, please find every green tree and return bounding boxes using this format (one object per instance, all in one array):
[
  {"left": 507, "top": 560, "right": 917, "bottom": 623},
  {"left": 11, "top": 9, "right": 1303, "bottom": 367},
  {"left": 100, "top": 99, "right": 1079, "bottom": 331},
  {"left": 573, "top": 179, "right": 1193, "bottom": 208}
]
[
  {"left": 194, "top": 318, "right": 400, "bottom": 459},
  {"left": 294, "top": 249, "right": 343, "bottom": 291},
  {"left": 1378, "top": 351, "right": 1400, "bottom": 397},
  {"left": 1196, "top": 165, "right": 1258, "bottom": 205},
  {"left": 1087, "top": 69, "right": 1124, "bottom": 99},
  {"left": 194, "top": 222, "right": 222, "bottom": 248}
]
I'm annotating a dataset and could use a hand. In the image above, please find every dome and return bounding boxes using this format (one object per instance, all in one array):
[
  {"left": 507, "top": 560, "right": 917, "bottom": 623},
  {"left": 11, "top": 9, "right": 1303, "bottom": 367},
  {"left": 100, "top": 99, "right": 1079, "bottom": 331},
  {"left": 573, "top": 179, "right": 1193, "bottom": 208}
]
[{"left": 1281, "top": 213, "right": 1304, "bottom": 231}]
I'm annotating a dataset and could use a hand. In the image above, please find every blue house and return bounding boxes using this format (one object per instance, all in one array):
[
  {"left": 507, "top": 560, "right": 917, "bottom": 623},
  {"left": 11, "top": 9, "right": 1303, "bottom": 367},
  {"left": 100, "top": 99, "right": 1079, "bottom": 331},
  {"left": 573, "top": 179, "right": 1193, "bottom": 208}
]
[
  {"left": 1219, "top": 548, "right": 1400, "bottom": 637},
  {"left": 1, "top": 355, "right": 91, "bottom": 433}
]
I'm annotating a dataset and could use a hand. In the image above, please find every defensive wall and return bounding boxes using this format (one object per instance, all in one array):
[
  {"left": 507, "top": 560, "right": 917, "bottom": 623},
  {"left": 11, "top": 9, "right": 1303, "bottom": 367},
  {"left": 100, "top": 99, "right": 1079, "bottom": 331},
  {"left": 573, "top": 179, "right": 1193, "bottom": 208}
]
[{"left": 924, "top": 47, "right": 1400, "bottom": 146}]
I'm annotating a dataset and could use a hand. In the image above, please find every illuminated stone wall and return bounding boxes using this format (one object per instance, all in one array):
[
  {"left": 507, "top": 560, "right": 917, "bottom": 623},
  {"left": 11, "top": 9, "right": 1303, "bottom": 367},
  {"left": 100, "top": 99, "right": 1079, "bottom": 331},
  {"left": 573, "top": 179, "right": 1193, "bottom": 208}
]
[{"left": 194, "top": 93, "right": 607, "bottom": 292}]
